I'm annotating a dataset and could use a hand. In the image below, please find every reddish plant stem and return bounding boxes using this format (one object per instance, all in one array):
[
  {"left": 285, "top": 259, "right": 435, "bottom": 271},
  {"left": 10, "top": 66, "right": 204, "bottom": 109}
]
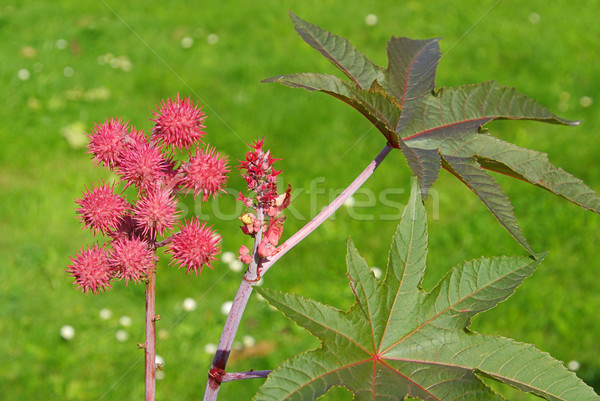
[
  {"left": 221, "top": 370, "right": 272, "bottom": 382},
  {"left": 202, "top": 143, "right": 393, "bottom": 400},
  {"left": 260, "top": 143, "right": 393, "bottom": 275},
  {"left": 203, "top": 209, "right": 264, "bottom": 401},
  {"left": 145, "top": 266, "right": 157, "bottom": 401}
]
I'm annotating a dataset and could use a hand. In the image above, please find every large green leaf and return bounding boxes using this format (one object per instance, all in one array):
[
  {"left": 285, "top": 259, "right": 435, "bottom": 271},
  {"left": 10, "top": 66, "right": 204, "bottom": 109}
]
[
  {"left": 254, "top": 185, "right": 598, "bottom": 401},
  {"left": 265, "top": 13, "right": 600, "bottom": 254}
]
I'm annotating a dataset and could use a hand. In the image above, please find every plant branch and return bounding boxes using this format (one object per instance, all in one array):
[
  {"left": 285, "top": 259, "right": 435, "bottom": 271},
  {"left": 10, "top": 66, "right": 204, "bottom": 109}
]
[
  {"left": 221, "top": 370, "right": 272, "bottom": 383},
  {"left": 202, "top": 142, "right": 393, "bottom": 401},
  {"left": 145, "top": 266, "right": 157, "bottom": 401}
]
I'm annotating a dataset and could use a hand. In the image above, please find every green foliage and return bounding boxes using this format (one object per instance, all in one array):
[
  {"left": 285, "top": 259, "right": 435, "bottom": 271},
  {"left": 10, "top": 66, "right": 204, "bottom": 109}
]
[
  {"left": 255, "top": 185, "right": 599, "bottom": 401},
  {"left": 265, "top": 13, "right": 600, "bottom": 254}
]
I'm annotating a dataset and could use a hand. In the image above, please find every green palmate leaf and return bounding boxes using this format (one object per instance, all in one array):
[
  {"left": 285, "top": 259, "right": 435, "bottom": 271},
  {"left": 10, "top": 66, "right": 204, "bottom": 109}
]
[
  {"left": 288, "top": 11, "right": 382, "bottom": 89},
  {"left": 441, "top": 155, "right": 533, "bottom": 254},
  {"left": 254, "top": 185, "right": 598, "bottom": 401},
  {"left": 266, "top": 13, "right": 600, "bottom": 254}
]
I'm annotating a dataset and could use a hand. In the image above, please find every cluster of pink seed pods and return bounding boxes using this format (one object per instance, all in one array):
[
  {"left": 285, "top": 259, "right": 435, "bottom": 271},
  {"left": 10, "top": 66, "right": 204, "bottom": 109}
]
[{"left": 67, "top": 95, "right": 229, "bottom": 295}]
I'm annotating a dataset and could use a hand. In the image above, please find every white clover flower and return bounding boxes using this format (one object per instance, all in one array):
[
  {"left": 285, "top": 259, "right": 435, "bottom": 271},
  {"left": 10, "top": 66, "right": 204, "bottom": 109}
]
[
  {"left": 242, "top": 335, "right": 256, "bottom": 348},
  {"left": 365, "top": 14, "right": 378, "bottom": 26},
  {"left": 182, "top": 297, "right": 197, "bottom": 312},
  {"left": 567, "top": 360, "right": 580, "bottom": 371},
  {"left": 204, "top": 343, "right": 217, "bottom": 354},
  {"left": 119, "top": 316, "right": 132, "bottom": 327},
  {"left": 99, "top": 308, "right": 113, "bottom": 320},
  {"left": 60, "top": 325, "right": 75, "bottom": 340},
  {"left": 17, "top": 69, "right": 30, "bottom": 81},
  {"left": 115, "top": 330, "right": 129, "bottom": 342},
  {"left": 207, "top": 33, "right": 219, "bottom": 45},
  {"left": 229, "top": 260, "right": 244, "bottom": 272},
  {"left": 344, "top": 196, "right": 356, "bottom": 208},
  {"left": 181, "top": 37, "right": 194, "bottom": 48},
  {"left": 221, "top": 301, "right": 233, "bottom": 315},
  {"left": 221, "top": 251, "right": 236, "bottom": 264}
]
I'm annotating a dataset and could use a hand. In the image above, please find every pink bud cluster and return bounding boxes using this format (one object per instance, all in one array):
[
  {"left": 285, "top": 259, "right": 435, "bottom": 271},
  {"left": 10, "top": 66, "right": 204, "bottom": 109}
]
[
  {"left": 67, "top": 95, "right": 228, "bottom": 295},
  {"left": 237, "top": 139, "right": 291, "bottom": 266}
]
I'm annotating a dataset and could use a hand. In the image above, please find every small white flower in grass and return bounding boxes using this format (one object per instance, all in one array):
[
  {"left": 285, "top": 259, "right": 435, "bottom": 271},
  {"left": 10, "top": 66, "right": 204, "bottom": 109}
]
[
  {"left": 229, "top": 260, "right": 244, "bottom": 272},
  {"left": 120, "top": 58, "right": 133, "bottom": 72},
  {"left": 242, "top": 335, "right": 256, "bottom": 348},
  {"left": 365, "top": 14, "right": 378, "bottom": 26},
  {"left": 207, "top": 33, "right": 219, "bottom": 45},
  {"left": 528, "top": 12, "right": 541, "bottom": 24},
  {"left": 182, "top": 297, "right": 197, "bottom": 312},
  {"left": 370, "top": 267, "right": 383, "bottom": 279},
  {"left": 156, "top": 371, "right": 166, "bottom": 380},
  {"left": 60, "top": 325, "right": 75, "bottom": 340},
  {"left": 119, "top": 316, "right": 132, "bottom": 327},
  {"left": 99, "top": 308, "right": 113, "bottom": 320},
  {"left": 56, "top": 39, "right": 68, "bottom": 50},
  {"left": 155, "top": 354, "right": 165, "bottom": 367},
  {"left": 567, "top": 360, "right": 580, "bottom": 371},
  {"left": 17, "top": 69, "right": 30, "bottom": 81},
  {"left": 181, "top": 37, "right": 194, "bottom": 48},
  {"left": 344, "top": 196, "right": 356, "bottom": 208},
  {"left": 221, "top": 251, "right": 236, "bottom": 264},
  {"left": 221, "top": 301, "right": 233, "bottom": 315},
  {"left": 115, "top": 330, "right": 129, "bottom": 342},
  {"left": 204, "top": 343, "right": 217, "bottom": 354},
  {"left": 579, "top": 96, "right": 593, "bottom": 108},
  {"left": 63, "top": 66, "right": 74, "bottom": 77}
]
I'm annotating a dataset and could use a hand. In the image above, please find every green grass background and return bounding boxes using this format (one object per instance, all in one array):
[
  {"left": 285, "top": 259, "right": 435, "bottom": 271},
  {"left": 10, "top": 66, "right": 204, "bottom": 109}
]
[{"left": 1, "top": 0, "right": 599, "bottom": 400}]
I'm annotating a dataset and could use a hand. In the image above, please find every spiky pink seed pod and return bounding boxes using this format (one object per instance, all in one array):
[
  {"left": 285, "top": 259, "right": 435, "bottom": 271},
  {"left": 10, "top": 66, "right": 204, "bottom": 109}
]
[
  {"left": 76, "top": 182, "right": 130, "bottom": 235},
  {"left": 66, "top": 244, "right": 113, "bottom": 295},
  {"left": 167, "top": 218, "right": 221, "bottom": 276},
  {"left": 109, "top": 237, "right": 156, "bottom": 285},
  {"left": 181, "top": 146, "right": 230, "bottom": 201},
  {"left": 151, "top": 94, "right": 206, "bottom": 152},
  {"left": 87, "top": 118, "right": 128, "bottom": 168},
  {"left": 117, "top": 129, "right": 172, "bottom": 192},
  {"left": 133, "top": 189, "right": 179, "bottom": 239}
]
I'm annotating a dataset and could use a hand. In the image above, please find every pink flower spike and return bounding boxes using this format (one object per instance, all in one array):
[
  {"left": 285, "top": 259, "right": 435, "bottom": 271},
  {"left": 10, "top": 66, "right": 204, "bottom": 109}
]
[
  {"left": 76, "top": 182, "right": 130, "bottom": 235},
  {"left": 152, "top": 94, "right": 207, "bottom": 153},
  {"left": 167, "top": 218, "right": 221, "bottom": 276},
  {"left": 67, "top": 244, "right": 113, "bottom": 295},
  {"left": 181, "top": 146, "right": 229, "bottom": 201},
  {"left": 109, "top": 237, "right": 156, "bottom": 285},
  {"left": 117, "top": 128, "right": 173, "bottom": 192},
  {"left": 87, "top": 118, "right": 128, "bottom": 168},
  {"left": 133, "top": 189, "right": 179, "bottom": 239}
]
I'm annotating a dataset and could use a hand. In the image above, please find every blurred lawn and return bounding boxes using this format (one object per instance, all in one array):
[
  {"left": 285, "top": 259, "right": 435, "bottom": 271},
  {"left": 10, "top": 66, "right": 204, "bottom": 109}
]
[{"left": 1, "top": 0, "right": 599, "bottom": 400}]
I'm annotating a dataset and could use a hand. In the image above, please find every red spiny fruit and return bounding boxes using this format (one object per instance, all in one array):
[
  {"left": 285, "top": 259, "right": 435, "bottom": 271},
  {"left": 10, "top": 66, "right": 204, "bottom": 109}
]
[
  {"left": 109, "top": 237, "right": 156, "bottom": 285},
  {"left": 133, "top": 189, "right": 179, "bottom": 239},
  {"left": 117, "top": 128, "right": 173, "bottom": 192},
  {"left": 76, "top": 182, "right": 130, "bottom": 235},
  {"left": 87, "top": 118, "right": 128, "bottom": 168},
  {"left": 67, "top": 244, "right": 113, "bottom": 295},
  {"left": 181, "top": 146, "right": 229, "bottom": 201},
  {"left": 151, "top": 94, "right": 206, "bottom": 153},
  {"left": 167, "top": 218, "right": 221, "bottom": 275}
]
